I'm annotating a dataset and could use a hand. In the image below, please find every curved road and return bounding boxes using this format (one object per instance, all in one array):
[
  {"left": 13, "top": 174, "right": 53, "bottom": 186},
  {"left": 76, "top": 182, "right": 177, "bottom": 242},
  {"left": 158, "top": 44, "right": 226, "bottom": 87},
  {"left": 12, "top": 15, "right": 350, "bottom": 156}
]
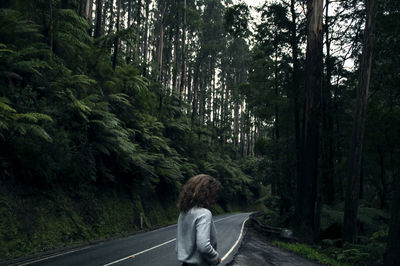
[{"left": 25, "top": 212, "right": 250, "bottom": 266}]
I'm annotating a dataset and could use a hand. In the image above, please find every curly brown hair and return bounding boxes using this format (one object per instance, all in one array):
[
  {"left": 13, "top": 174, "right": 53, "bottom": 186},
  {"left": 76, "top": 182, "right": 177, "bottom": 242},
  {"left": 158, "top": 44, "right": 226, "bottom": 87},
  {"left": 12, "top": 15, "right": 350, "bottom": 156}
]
[{"left": 177, "top": 174, "right": 222, "bottom": 213}]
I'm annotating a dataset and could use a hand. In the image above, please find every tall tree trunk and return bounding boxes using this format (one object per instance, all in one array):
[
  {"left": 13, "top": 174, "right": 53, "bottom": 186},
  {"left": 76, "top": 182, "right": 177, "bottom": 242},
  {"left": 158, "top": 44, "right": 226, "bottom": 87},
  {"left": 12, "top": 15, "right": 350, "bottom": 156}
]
[
  {"left": 343, "top": 0, "right": 377, "bottom": 244},
  {"left": 322, "top": 0, "right": 335, "bottom": 204},
  {"left": 107, "top": 0, "right": 115, "bottom": 35},
  {"left": 191, "top": 61, "right": 200, "bottom": 127},
  {"left": 142, "top": 0, "right": 150, "bottom": 75},
  {"left": 240, "top": 108, "right": 245, "bottom": 157},
  {"left": 87, "top": 0, "right": 94, "bottom": 23},
  {"left": 179, "top": 0, "right": 187, "bottom": 106},
  {"left": 49, "top": 0, "right": 54, "bottom": 60},
  {"left": 291, "top": 0, "right": 302, "bottom": 203},
  {"left": 135, "top": 0, "right": 142, "bottom": 60},
  {"left": 157, "top": 0, "right": 167, "bottom": 81},
  {"left": 172, "top": 0, "right": 180, "bottom": 91},
  {"left": 273, "top": 35, "right": 280, "bottom": 196},
  {"left": 166, "top": 28, "right": 174, "bottom": 89},
  {"left": 295, "top": 0, "right": 324, "bottom": 243},
  {"left": 112, "top": 0, "right": 121, "bottom": 70},
  {"left": 94, "top": 0, "right": 103, "bottom": 38},
  {"left": 126, "top": 0, "right": 132, "bottom": 63},
  {"left": 233, "top": 85, "right": 239, "bottom": 148}
]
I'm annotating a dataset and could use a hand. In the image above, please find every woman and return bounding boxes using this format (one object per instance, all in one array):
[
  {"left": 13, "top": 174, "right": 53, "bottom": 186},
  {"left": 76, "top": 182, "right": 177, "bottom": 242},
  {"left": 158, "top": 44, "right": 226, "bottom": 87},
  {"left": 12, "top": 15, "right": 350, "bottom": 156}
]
[{"left": 176, "top": 174, "right": 222, "bottom": 266}]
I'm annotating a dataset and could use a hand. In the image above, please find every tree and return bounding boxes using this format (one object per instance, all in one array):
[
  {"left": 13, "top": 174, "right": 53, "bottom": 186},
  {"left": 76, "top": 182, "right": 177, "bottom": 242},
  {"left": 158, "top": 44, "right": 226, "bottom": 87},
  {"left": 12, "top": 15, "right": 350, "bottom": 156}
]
[
  {"left": 94, "top": 0, "right": 103, "bottom": 38},
  {"left": 112, "top": 0, "right": 121, "bottom": 70},
  {"left": 295, "top": 0, "right": 324, "bottom": 242},
  {"left": 343, "top": 0, "right": 378, "bottom": 244}
]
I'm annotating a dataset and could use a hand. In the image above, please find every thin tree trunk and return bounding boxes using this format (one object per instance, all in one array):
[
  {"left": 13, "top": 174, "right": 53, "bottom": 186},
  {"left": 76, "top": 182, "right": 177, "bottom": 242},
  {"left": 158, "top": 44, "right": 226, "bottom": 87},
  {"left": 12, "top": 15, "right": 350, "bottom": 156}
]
[
  {"left": 112, "top": 0, "right": 121, "bottom": 70},
  {"left": 343, "top": 0, "right": 377, "bottom": 244},
  {"left": 191, "top": 62, "right": 200, "bottom": 127},
  {"left": 179, "top": 0, "right": 187, "bottom": 106},
  {"left": 107, "top": 0, "right": 115, "bottom": 35},
  {"left": 49, "top": 0, "right": 54, "bottom": 60},
  {"left": 94, "top": 0, "right": 103, "bottom": 38},
  {"left": 126, "top": 0, "right": 132, "bottom": 63},
  {"left": 135, "top": 0, "right": 142, "bottom": 60},
  {"left": 240, "top": 108, "right": 245, "bottom": 157},
  {"left": 142, "top": 0, "right": 150, "bottom": 75},
  {"left": 273, "top": 35, "right": 280, "bottom": 196},
  {"left": 157, "top": 0, "right": 167, "bottom": 81},
  {"left": 172, "top": 0, "right": 180, "bottom": 91},
  {"left": 291, "top": 0, "right": 302, "bottom": 205},
  {"left": 295, "top": 0, "right": 324, "bottom": 243},
  {"left": 322, "top": 0, "right": 335, "bottom": 204},
  {"left": 87, "top": 0, "right": 94, "bottom": 24}
]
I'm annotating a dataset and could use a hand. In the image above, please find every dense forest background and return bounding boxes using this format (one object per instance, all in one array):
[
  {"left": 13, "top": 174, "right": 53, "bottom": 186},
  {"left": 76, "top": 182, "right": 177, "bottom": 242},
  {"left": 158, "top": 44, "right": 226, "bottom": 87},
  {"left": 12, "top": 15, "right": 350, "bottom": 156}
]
[{"left": 0, "top": 0, "right": 399, "bottom": 264}]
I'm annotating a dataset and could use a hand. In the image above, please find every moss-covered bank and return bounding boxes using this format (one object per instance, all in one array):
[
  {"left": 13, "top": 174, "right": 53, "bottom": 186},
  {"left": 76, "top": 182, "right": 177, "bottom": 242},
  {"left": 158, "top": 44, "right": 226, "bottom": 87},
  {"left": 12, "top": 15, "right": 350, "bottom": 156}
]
[{"left": 0, "top": 186, "right": 177, "bottom": 262}]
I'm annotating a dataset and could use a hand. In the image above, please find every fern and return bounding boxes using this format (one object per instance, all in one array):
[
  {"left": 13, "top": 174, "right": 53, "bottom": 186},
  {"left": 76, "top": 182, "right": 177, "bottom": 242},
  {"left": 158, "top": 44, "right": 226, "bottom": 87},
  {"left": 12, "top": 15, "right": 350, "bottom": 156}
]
[
  {"left": 13, "top": 113, "right": 53, "bottom": 123},
  {"left": 108, "top": 93, "right": 132, "bottom": 107}
]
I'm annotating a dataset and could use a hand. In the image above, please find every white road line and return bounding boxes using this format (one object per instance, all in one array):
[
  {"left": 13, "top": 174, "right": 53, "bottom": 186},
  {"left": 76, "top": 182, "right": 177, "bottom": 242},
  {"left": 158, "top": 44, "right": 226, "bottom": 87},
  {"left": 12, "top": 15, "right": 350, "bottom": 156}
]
[
  {"left": 103, "top": 238, "right": 176, "bottom": 266},
  {"left": 221, "top": 217, "right": 249, "bottom": 262},
  {"left": 18, "top": 246, "right": 93, "bottom": 266},
  {"left": 103, "top": 214, "right": 248, "bottom": 265}
]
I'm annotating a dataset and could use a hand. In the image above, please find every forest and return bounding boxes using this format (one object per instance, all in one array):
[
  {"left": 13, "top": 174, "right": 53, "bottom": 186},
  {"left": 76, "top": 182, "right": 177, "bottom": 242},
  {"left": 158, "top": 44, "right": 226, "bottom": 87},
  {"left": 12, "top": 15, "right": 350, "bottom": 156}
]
[{"left": 0, "top": 0, "right": 399, "bottom": 265}]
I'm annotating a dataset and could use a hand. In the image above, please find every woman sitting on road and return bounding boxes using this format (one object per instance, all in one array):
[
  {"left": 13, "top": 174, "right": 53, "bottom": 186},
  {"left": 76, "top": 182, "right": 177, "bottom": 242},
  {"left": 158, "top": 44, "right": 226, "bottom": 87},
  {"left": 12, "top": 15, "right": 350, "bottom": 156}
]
[{"left": 176, "top": 174, "right": 222, "bottom": 266}]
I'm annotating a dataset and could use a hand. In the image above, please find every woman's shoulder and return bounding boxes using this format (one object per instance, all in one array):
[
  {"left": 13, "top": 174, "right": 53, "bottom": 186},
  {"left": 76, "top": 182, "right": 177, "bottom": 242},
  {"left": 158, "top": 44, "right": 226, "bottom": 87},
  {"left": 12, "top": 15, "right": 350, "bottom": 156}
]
[{"left": 191, "top": 207, "right": 212, "bottom": 216}]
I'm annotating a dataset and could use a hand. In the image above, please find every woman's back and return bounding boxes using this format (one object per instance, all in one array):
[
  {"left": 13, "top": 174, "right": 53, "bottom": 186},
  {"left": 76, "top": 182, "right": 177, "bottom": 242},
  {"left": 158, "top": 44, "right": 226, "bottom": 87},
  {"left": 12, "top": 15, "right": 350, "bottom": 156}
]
[{"left": 176, "top": 207, "right": 219, "bottom": 266}]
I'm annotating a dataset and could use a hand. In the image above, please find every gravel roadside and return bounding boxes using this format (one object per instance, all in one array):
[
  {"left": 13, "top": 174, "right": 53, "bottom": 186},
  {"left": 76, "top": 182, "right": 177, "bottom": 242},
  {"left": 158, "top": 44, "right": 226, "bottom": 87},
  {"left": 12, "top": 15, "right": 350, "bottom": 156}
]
[{"left": 227, "top": 224, "right": 322, "bottom": 266}]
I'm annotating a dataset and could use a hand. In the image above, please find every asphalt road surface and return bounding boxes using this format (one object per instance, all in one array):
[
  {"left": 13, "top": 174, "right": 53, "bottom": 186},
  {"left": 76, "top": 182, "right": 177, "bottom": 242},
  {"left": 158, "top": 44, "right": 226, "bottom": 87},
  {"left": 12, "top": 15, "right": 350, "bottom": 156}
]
[{"left": 24, "top": 212, "right": 250, "bottom": 266}]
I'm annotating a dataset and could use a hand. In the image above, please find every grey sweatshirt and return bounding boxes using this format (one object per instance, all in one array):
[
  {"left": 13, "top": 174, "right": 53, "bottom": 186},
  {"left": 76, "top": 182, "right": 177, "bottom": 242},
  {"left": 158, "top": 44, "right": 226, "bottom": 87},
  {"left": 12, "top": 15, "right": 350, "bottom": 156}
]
[{"left": 176, "top": 207, "right": 219, "bottom": 265}]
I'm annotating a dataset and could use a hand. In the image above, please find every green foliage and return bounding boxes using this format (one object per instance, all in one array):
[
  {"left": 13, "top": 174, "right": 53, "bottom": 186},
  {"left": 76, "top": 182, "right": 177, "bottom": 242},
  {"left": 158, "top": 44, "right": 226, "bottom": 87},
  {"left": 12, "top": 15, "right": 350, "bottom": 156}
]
[
  {"left": 274, "top": 241, "right": 344, "bottom": 266},
  {"left": 224, "top": 3, "right": 250, "bottom": 38}
]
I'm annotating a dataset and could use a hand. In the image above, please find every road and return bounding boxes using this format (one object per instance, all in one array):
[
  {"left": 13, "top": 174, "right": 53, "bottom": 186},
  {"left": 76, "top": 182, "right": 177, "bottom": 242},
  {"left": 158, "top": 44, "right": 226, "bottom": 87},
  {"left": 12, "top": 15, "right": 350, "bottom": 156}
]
[{"left": 24, "top": 212, "right": 250, "bottom": 266}]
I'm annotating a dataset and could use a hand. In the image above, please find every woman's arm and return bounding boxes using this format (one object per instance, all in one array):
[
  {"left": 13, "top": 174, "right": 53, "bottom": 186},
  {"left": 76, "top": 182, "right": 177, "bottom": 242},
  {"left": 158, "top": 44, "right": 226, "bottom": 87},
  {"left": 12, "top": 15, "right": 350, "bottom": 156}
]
[{"left": 196, "top": 210, "right": 220, "bottom": 265}]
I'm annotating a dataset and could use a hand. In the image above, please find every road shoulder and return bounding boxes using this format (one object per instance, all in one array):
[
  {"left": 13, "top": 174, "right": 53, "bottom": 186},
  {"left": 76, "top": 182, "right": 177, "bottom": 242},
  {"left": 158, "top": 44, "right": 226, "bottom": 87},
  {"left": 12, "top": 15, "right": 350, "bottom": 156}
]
[{"left": 227, "top": 224, "right": 322, "bottom": 266}]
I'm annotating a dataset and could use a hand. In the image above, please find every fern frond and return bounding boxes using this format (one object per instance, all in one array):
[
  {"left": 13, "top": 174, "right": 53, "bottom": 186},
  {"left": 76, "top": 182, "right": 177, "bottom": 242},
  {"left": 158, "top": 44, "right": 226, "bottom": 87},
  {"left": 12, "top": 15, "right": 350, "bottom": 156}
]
[
  {"left": 27, "top": 124, "right": 53, "bottom": 142},
  {"left": 0, "top": 101, "right": 16, "bottom": 113},
  {"left": 108, "top": 93, "right": 132, "bottom": 106},
  {"left": 13, "top": 112, "right": 53, "bottom": 123}
]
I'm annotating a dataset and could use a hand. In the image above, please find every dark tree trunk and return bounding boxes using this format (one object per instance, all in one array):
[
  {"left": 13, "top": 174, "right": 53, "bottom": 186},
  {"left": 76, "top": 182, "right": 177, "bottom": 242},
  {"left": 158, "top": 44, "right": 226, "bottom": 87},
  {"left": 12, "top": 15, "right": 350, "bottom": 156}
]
[
  {"left": 179, "top": 0, "right": 187, "bottom": 106},
  {"left": 295, "top": 0, "right": 324, "bottom": 243},
  {"left": 94, "top": 0, "right": 103, "bottom": 38},
  {"left": 385, "top": 177, "right": 400, "bottom": 265},
  {"left": 49, "top": 0, "right": 54, "bottom": 60},
  {"left": 322, "top": 0, "right": 335, "bottom": 204},
  {"left": 112, "top": 0, "right": 121, "bottom": 70},
  {"left": 191, "top": 62, "right": 200, "bottom": 127},
  {"left": 172, "top": 0, "right": 180, "bottom": 91},
  {"left": 291, "top": 0, "right": 302, "bottom": 205},
  {"left": 273, "top": 34, "right": 280, "bottom": 196},
  {"left": 107, "top": 0, "right": 115, "bottom": 35},
  {"left": 126, "top": 0, "right": 132, "bottom": 63},
  {"left": 135, "top": 0, "right": 142, "bottom": 60},
  {"left": 343, "top": 0, "right": 377, "bottom": 244},
  {"left": 157, "top": 0, "right": 167, "bottom": 81},
  {"left": 142, "top": 0, "right": 150, "bottom": 75}
]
